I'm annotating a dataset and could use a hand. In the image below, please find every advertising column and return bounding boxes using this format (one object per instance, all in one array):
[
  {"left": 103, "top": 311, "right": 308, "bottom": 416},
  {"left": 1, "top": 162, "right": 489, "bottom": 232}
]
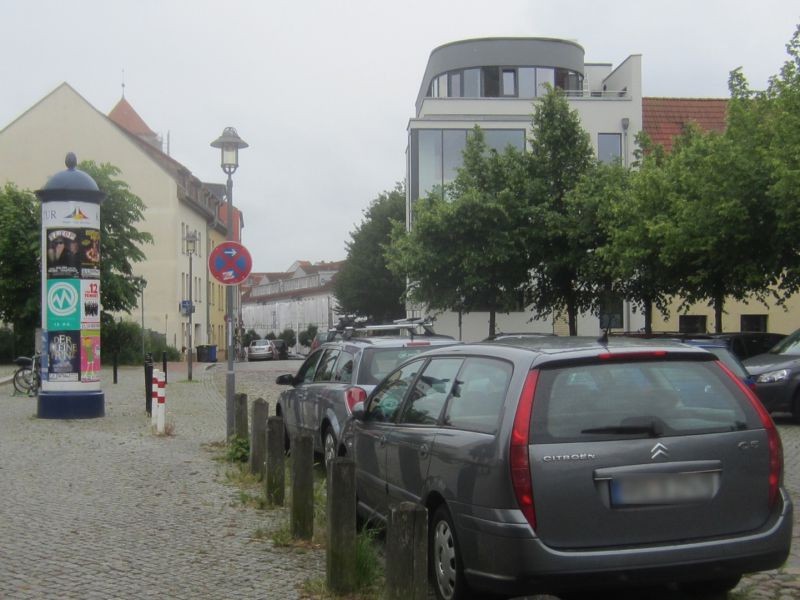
[{"left": 36, "top": 153, "right": 105, "bottom": 418}]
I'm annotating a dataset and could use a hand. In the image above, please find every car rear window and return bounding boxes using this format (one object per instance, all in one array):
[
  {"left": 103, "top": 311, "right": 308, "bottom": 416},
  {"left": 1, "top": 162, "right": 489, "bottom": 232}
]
[
  {"left": 531, "top": 360, "right": 757, "bottom": 443},
  {"left": 357, "top": 347, "right": 434, "bottom": 385}
]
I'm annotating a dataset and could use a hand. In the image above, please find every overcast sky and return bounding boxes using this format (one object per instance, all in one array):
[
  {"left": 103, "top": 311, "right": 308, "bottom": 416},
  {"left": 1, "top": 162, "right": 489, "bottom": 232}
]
[{"left": 1, "top": 0, "right": 797, "bottom": 272}]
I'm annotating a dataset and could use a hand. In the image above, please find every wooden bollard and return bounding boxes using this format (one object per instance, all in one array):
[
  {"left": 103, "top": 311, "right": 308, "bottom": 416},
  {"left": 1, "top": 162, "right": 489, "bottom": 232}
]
[
  {"left": 386, "top": 502, "right": 428, "bottom": 600},
  {"left": 327, "top": 458, "right": 357, "bottom": 594},
  {"left": 234, "top": 392, "right": 248, "bottom": 440},
  {"left": 249, "top": 398, "right": 268, "bottom": 479},
  {"left": 266, "top": 416, "right": 285, "bottom": 506},
  {"left": 291, "top": 434, "right": 314, "bottom": 540}
]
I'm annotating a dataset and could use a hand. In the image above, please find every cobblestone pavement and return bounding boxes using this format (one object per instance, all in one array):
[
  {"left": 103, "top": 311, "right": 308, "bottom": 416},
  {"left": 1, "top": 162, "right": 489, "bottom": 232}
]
[
  {"left": 2, "top": 358, "right": 799, "bottom": 599},
  {"left": 0, "top": 360, "right": 323, "bottom": 599}
]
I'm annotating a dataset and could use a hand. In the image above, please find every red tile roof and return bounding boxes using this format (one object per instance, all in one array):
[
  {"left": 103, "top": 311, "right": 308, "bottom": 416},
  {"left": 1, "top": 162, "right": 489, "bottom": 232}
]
[
  {"left": 642, "top": 98, "right": 728, "bottom": 153},
  {"left": 108, "top": 97, "right": 156, "bottom": 137}
]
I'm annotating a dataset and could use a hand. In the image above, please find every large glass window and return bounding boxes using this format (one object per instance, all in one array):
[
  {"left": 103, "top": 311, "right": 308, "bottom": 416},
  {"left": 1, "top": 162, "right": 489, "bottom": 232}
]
[
  {"left": 448, "top": 71, "right": 462, "bottom": 97},
  {"left": 536, "top": 68, "right": 554, "bottom": 96},
  {"left": 484, "top": 130, "right": 525, "bottom": 152},
  {"left": 519, "top": 68, "right": 536, "bottom": 98},
  {"left": 502, "top": 69, "right": 517, "bottom": 96},
  {"left": 482, "top": 67, "right": 500, "bottom": 97},
  {"left": 443, "top": 130, "right": 467, "bottom": 188},
  {"left": 418, "top": 130, "right": 442, "bottom": 200},
  {"left": 598, "top": 133, "right": 622, "bottom": 164},
  {"left": 437, "top": 74, "right": 448, "bottom": 98},
  {"left": 463, "top": 69, "right": 480, "bottom": 97}
]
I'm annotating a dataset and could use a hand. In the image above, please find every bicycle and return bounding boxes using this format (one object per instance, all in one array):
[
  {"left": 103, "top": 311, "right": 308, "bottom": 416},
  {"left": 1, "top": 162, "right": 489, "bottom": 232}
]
[{"left": 13, "top": 352, "right": 41, "bottom": 396}]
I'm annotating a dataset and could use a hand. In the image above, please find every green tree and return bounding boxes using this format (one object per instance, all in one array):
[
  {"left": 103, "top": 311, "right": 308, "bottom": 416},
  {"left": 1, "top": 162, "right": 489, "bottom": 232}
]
[
  {"left": 522, "top": 86, "right": 596, "bottom": 335},
  {"left": 80, "top": 161, "right": 153, "bottom": 314},
  {"left": 334, "top": 185, "right": 407, "bottom": 322},
  {"left": 298, "top": 323, "right": 318, "bottom": 348},
  {"left": 388, "top": 128, "right": 530, "bottom": 337},
  {"left": 0, "top": 184, "right": 40, "bottom": 354},
  {"left": 278, "top": 328, "right": 296, "bottom": 348},
  {"left": 598, "top": 134, "right": 677, "bottom": 333},
  {"left": 655, "top": 124, "right": 778, "bottom": 332}
]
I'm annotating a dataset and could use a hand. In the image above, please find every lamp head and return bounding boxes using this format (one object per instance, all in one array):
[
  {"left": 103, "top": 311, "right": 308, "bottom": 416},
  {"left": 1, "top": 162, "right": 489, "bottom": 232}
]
[{"left": 210, "top": 127, "right": 248, "bottom": 174}]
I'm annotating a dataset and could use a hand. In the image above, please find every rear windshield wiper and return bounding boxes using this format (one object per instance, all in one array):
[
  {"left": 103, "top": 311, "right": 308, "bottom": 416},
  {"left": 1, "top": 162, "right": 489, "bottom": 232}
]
[{"left": 581, "top": 422, "right": 661, "bottom": 437}]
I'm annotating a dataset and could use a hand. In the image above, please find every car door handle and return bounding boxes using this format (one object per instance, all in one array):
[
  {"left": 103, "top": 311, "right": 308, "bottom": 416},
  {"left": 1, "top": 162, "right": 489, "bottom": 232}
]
[{"left": 419, "top": 443, "right": 429, "bottom": 458}]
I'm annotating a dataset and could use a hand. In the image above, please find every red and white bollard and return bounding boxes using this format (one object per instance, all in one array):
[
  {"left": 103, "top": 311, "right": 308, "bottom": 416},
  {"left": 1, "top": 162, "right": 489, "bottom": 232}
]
[{"left": 151, "top": 369, "right": 167, "bottom": 433}]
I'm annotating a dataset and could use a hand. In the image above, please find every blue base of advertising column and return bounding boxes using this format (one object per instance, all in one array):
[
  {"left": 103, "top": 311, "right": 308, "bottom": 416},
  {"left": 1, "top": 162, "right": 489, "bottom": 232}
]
[{"left": 37, "top": 391, "right": 105, "bottom": 419}]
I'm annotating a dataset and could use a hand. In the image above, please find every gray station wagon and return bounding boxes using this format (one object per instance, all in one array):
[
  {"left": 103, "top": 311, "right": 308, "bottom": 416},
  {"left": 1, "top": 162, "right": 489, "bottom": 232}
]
[
  {"left": 349, "top": 336, "right": 793, "bottom": 599},
  {"left": 275, "top": 336, "right": 458, "bottom": 468}
]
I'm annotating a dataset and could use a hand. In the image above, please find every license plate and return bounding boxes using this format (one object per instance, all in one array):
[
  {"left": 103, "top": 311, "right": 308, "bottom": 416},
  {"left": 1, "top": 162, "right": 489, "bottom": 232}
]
[{"left": 610, "top": 471, "right": 720, "bottom": 506}]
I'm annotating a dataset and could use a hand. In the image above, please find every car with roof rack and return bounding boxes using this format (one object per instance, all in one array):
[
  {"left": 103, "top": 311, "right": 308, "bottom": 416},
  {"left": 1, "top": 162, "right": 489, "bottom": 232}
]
[
  {"left": 275, "top": 334, "right": 459, "bottom": 468},
  {"left": 347, "top": 335, "right": 792, "bottom": 599}
]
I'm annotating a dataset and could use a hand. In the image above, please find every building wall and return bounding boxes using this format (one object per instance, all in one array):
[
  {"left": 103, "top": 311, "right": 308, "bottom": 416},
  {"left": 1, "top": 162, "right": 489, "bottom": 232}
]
[{"left": 0, "top": 83, "right": 209, "bottom": 350}]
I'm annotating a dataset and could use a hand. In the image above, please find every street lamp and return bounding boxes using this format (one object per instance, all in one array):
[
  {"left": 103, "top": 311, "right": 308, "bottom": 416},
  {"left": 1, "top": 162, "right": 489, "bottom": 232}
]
[
  {"left": 185, "top": 230, "right": 198, "bottom": 381},
  {"left": 211, "top": 127, "right": 248, "bottom": 439}
]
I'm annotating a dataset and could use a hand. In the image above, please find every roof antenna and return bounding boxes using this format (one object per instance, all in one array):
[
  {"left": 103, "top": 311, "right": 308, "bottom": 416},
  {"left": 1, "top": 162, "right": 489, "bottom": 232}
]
[{"left": 121, "top": 69, "right": 126, "bottom": 98}]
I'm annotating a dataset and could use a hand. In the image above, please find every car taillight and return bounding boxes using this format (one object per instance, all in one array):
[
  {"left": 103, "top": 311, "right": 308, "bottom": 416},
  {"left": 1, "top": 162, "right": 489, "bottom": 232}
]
[
  {"left": 404, "top": 341, "right": 430, "bottom": 347},
  {"left": 345, "top": 387, "right": 367, "bottom": 414},
  {"left": 510, "top": 370, "right": 539, "bottom": 530},
  {"left": 717, "top": 361, "right": 783, "bottom": 509}
]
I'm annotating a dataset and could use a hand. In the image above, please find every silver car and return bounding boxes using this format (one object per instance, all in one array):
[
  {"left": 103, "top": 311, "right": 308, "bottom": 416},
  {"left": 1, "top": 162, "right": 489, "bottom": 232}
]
[
  {"left": 350, "top": 336, "right": 793, "bottom": 599},
  {"left": 247, "top": 339, "right": 275, "bottom": 361},
  {"left": 275, "top": 336, "right": 458, "bottom": 468}
]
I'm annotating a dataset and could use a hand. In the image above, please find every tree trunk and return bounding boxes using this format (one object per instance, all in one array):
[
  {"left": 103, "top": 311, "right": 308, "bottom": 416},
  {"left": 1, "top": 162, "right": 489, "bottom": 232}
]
[
  {"left": 644, "top": 300, "right": 653, "bottom": 335},
  {"left": 567, "top": 302, "right": 577, "bottom": 336},
  {"left": 489, "top": 309, "right": 496, "bottom": 339},
  {"left": 714, "top": 293, "right": 724, "bottom": 333}
]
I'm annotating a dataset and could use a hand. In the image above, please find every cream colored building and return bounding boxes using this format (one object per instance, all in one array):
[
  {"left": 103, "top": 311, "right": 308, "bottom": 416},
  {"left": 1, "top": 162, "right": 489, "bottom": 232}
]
[{"left": 0, "top": 83, "right": 239, "bottom": 355}]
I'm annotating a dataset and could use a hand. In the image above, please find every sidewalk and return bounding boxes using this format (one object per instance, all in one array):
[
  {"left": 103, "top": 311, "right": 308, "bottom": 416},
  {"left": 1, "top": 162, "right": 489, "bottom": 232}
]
[{"left": 0, "top": 364, "right": 323, "bottom": 599}]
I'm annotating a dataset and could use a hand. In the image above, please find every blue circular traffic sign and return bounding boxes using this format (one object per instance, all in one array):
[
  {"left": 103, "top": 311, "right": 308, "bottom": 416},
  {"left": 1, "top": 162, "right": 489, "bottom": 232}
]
[{"left": 209, "top": 241, "right": 252, "bottom": 285}]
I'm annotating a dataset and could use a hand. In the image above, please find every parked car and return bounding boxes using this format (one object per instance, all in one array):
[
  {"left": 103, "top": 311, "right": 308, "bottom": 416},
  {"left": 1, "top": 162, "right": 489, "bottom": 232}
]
[
  {"left": 709, "top": 332, "right": 787, "bottom": 361},
  {"left": 679, "top": 338, "right": 756, "bottom": 389},
  {"left": 744, "top": 328, "right": 800, "bottom": 420},
  {"left": 275, "top": 336, "right": 459, "bottom": 468},
  {"left": 271, "top": 339, "right": 289, "bottom": 360},
  {"left": 246, "top": 339, "right": 275, "bottom": 361},
  {"left": 349, "top": 336, "right": 792, "bottom": 599}
]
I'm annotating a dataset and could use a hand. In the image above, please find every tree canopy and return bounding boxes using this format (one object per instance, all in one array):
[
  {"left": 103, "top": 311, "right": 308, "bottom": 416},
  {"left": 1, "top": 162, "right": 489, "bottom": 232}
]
[{"left": 334, "top": 184, "right": 407, "bottom": 322}]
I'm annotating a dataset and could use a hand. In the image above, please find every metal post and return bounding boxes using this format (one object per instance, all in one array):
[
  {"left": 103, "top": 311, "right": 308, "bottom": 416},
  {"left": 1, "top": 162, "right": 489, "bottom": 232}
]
[
  {"left": 188, "top": 244, "right": 193, "bottom": 382},
  {"left": 225, "top": 173, "right": 235, "bottom": 439},
  {"left": 144, "top": 353, "right": 153, "bottom": 416}
]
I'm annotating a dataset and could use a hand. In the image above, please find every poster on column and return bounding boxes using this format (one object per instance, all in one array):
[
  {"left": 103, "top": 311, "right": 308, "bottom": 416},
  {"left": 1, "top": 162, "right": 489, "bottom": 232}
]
[
  {"left": 81, "top": 280, "right": 100, "bottom": 329},
  {"left": 46, "top": 279, "right": 80, "bottom": 331},
  {"left": 48, "top": 331, "right": 80, "bottom": 382},
  {"left": 81, "top": 331, "right": 101, "bottom": 382}
]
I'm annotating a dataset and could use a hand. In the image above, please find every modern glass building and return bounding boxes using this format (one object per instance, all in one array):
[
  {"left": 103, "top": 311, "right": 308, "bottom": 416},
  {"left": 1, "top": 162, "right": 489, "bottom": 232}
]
[{"left": 406, "top": 37, "right": 643, "bottom": 339}]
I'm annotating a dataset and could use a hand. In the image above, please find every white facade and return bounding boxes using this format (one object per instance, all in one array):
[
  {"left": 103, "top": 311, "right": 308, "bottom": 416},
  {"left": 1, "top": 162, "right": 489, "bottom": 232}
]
[
  {"left": 241, "top": 262, "right": 341, "bottom": 340},
  {"left": 407, "top": 38, "right": 645, "bottom": 339}
]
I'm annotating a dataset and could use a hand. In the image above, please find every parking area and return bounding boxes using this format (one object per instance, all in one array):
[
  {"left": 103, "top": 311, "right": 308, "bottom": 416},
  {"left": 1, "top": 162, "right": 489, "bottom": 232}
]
[{"left": 1, "top": 359, "right": 798, "bottom": 599}]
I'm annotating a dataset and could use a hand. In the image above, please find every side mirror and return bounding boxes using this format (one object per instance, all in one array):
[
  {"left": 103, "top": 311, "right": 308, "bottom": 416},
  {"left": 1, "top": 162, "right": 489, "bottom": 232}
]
[{"left": 275, "top": 374, "right": 295, "bottom": 386}]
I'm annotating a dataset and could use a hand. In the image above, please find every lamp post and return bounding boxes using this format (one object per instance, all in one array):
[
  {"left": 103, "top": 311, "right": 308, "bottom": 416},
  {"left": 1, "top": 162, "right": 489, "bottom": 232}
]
[
  {"left": 211, "top": 127, "right": 248, "bottom": 439},
  {"left": 185, "top": 230, "right": 198, "bottom": 381}
]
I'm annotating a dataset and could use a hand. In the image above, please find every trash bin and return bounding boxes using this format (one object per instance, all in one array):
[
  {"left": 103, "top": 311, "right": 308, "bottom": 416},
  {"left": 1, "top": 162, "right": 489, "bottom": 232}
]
[
  {"left": 196, "top": 345, "right": 209, "bottom": 362},
  {"left": 208, "top": 344, "right": 217, "bottom": 363}
]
